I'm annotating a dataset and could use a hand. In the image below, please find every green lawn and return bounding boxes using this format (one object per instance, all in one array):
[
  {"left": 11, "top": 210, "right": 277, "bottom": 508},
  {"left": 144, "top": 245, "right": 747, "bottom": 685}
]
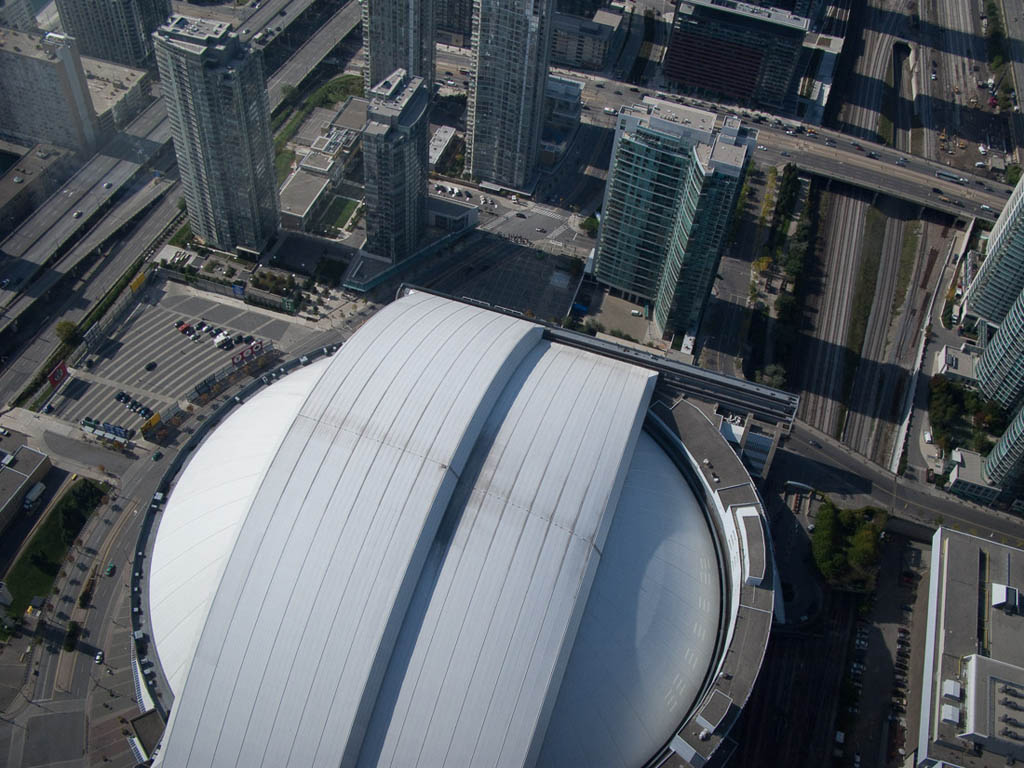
[
  {"left": 275, "top": 150, "right": 296, "bottom": 185},
  {"left": 4, "top": 479, "right": 105, "bottom": 616},
  {"left": 324, "top": 196, "right": 358, "bottom": 229}
]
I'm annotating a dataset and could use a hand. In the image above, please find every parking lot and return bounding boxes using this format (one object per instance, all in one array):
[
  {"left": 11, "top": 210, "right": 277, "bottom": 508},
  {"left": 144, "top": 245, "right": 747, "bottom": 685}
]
[{"left": 46, "top": 281, "right": 332, "bottom": 432}]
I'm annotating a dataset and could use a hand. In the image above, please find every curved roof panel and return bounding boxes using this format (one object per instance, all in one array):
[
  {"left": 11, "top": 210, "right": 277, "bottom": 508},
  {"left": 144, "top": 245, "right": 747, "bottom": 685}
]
[{"left": 148, "top": 293, "right": 737, "bottom": 768}]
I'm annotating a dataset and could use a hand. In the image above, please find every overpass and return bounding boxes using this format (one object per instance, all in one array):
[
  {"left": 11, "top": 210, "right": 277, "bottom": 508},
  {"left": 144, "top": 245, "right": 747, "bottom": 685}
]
[
  {"left": 745, "top": 122, "right": 1012, "bottom": 221},
  {"left": 267, "top": 0, "right": 361, "bottom": 111}
]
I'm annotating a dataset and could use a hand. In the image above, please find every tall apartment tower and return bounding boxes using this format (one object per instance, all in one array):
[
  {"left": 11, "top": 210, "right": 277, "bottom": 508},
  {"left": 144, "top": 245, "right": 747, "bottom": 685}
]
[
  {"left": 977, "top": 286, "right": 1024, "bottom": 409},
  {"left": 595, "top": 99, "right": 746, "bottom": 337},
  {"left": 0, "top": 0, "right": 35, "bottom": 31},
  {"left": 467, "top": 0, "right": 554, "bottom": 189},
  {"left": 0, "top": 30, "right": 99, "bottom": 152},
  {"left": 983, "top": 405, "right": 1024, "bottom": 491},
  {"left": 361, "top": 0, "right": 434, "bottom": 92},
  {"left": 436, "top": 0, "right": 473, "bottom": 44},
  {"left": 56, "top": 0, "right": 170, "bottom": 67},
  {"left": 966, "top": 176, "right": 1024, "bottom": 325},
  {"left": 663, "top": 0, "right": 808, "bottom": 109},
  {"left": 154, "top": 16, "right": 279, "bottom": 254},
  {"left": 362, "top": 69, "right": 429, "bottom": 263}
]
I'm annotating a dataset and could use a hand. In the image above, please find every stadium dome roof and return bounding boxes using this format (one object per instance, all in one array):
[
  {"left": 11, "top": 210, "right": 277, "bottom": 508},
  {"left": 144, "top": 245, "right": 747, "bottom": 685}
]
[{"left": 147, "top": 292, "right": 753, "bottom": 768}]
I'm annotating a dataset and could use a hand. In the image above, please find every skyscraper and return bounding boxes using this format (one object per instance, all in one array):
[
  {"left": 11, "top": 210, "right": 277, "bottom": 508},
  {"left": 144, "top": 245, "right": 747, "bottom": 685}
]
[
  {"left": 361, "top": 0, "right": 434, "bottom": 93},
  {"left": 467, "top": 0, "right": 554, "bottom": 189},
  {"left": 594, "top": 99, "right": 746, "bottom": 337},
  {"left": 362, "top": 69, "right": 429, "bottom": 263},
  {"left": 662, "top": 0, "right": 808, "bottom": 109},
  {"left": 983, "top": 405, "right": 1024, "bottom": 491},
  {"left": 0, "top": 0, "right": 35, "bottom": 31},
  {"left": 154, "top": 16, "right": 279, "bottom": 254},
  {"left": 0, "top": 30, "right": 99, "bottom": 152},
  {"left": 56, "top": 0, "right": 170, "bottom": 67},
  {"left": 977, "top": 287, "right": 1024, "bottom": 410},
  {"left": 966, "top": 176, "right": 1024, "bottom": 325}
]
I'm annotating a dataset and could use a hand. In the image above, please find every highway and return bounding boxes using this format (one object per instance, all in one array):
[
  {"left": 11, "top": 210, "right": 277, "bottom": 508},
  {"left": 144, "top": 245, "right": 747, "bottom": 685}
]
[
  {"left": 1001, "top": 0, "right": 1024, "bottom": 161},
  {"left": 238, "top": 0, "right": 318, "bottom": 42},
  {"left": 266, "top": 0, "right": 361, "bottom": 110},
  {"left": 0, "top": 101, "right": 171, "bottom": 325}
]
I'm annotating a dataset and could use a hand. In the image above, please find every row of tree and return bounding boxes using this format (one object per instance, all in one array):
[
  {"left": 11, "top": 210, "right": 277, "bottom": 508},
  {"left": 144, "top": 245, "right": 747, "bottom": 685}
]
[{"left": 811, "top": 499, "right": 885, "bottom": 589}]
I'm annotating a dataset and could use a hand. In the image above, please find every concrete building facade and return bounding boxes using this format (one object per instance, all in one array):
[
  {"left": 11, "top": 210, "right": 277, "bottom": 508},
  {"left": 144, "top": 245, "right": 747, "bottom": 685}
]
[
  {"left": 0, "top": 29, "right": 100, "bottom": 152},
  {"left": 467, "top": 0, "right": 554, "bottom": 189},
  {"left": 436, "top": 0, "right": 472, "bottom": 45},
  {"left": 55, "top": 0, "right": 170, "bottom": 67},
  {"left": 663, "top": 0, "right": 808, "bottom": 109},
  {"left": 362, "top": 69, "right": 429, "bottom": 262},
  {"left": 549, "top": 9, "right": 622, "bottom": 70},
  {"left": 0, "top": 445, "right": 50, "bottom": 537},
  {"left": 595, "top": 99, "right": 746, "bottom": 338},
  {"left": 966, "top": 175, "right": 1024, "bottom": 326},
  {"left": 361, "top": 0, "right": 434, "bottom": 94},
  {"left": 154, "top": 16, "right": 279, "bottom": 254},
  {"left": 0, "top": 0, "right": 35, "bottom": 31}
]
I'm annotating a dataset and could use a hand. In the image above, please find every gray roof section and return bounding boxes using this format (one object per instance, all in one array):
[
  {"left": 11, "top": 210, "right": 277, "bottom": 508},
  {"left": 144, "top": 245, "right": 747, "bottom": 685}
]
[
  {"left": 156, "top": 294, "right": 544, "bottom": 767},
  {"left": 154, "top": 293, "right": 662, "bottom": 768}
]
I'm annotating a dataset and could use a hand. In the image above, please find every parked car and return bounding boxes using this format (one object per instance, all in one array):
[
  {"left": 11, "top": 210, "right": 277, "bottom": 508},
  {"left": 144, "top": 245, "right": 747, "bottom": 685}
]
[{"left": 145, "top": 361, "right": 157, "bottom": 372}]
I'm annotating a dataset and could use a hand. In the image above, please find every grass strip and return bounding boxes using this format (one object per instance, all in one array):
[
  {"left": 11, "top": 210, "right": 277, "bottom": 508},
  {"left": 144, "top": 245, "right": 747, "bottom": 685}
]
[
  {"left": 841, "top": 206, "right": 885, "bottom": 408},
  {"left": 891, "top": 223, "right": 920, "bottom": 315},
  {"left": 3, "top": 479, "right": 106, "bottom": 616}
]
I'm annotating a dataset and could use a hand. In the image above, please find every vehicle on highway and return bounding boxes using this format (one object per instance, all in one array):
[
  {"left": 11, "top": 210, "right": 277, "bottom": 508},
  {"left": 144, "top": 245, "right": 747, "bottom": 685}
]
[
  {"left": 809, "top": 439, "right": 822, "bottom": 448},
  {"left": 867, "top": 151, "right": 879, "bottom": 159},
  {"left": 515, "top": 212, "right": 527, "bottom": 218},
  {"left": 152, "top": 450, "right": 163, "bottom": 461},
  {"left": 756, "top": 144, "right": 767, "bottom": 150},
  {"left": 103, "top": 181, "right": 112, "bottom": 189},
  {"left": 931, "top": 72, "right": 937, "bottom": 80},
  {"left": 780, "top": 151, "right": 791, "bottom": 157},
  {"left": 935, "top": 170, "right": 967, "bottom": 184},
  {"left": 105, "top": 562, "right": 116, "bottom": 576},
  {"left": 145, "top": 361, "right": 157, "bottom": 372},
  {"left": 981, "top": 204, "right": 994, "bottom": 212},
  {"left": 536, "top": 227, "right": 546, "bottom": 233},
  {"left": 603, "top": 107, "right": 617, "bottom": 115},
  {"left": 94, "top": 650, "right": 104, "bottom": 664},
  {"left": 896, "top": 157, "right": 907, "bottom": 166},
  {"left": 73, "top": 210, "right": 82, "bottom": 218}
]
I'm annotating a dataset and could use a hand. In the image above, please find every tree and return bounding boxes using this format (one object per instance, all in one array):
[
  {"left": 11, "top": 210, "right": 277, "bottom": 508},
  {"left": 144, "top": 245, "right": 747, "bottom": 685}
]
[
  {"left": 756, "top": 364, "right": 786, "bottom": 388},
  {"left": 580, "top": 216, "right": 599, "bottom": 237},
  {"left": 1008, "top": 165, "right": 1022, "bottom": 186},
  {"left": 847, "top": 525, "right": 879, "bottom": 570},
  {"left": 55, "top": 320, "right": 80, "bottom": 346}
]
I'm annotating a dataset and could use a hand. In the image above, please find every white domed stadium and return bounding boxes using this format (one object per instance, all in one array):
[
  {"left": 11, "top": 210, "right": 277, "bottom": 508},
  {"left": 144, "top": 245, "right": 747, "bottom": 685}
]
[{"left": 139, "top": 291, "right": 776, "bottom": 768}]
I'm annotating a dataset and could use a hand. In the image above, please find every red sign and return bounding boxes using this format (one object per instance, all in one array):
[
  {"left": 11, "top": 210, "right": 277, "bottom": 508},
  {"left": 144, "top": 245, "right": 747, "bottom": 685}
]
[
  {"left": 47, "top": 360, "right": 68, "bottom": 390},
  {"left": 231, "top": 343, "right": 264, "bottom": 367}
]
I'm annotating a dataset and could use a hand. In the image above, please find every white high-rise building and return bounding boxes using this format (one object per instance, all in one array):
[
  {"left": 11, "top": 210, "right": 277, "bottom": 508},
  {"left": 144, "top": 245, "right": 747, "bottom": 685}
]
[
  {"left": 467, "top": 0, "right": 554, "bottom": 189},
  {"left": 363, "top": 69, "right": 429, "bottom": 263},
  {"left": 56, "top": 0, "right": 170, "bottom": 67},
  {"left": 0, "top": 29, "right": 99, "bottom": 152},
  {"left": 154, "top": 16, "right": 279, "bottom": 254},
  {"left": 361, "top": 0, "right": 434, "bottom": 93}
]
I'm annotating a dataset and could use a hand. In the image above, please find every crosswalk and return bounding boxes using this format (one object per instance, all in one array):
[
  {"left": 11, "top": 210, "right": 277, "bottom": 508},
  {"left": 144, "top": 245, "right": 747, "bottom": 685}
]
[{"left": 50, "top": 293, "right": 303, "bottom": 429}]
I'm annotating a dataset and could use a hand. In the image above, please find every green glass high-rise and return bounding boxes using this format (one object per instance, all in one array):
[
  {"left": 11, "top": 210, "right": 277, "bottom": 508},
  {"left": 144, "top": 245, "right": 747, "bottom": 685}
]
[{"left": 594, "top": 99, "right": 746, "bottom": 338}]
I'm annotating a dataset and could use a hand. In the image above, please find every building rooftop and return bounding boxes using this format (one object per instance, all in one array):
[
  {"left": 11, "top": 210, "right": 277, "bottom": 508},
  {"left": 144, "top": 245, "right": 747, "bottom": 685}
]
[
  {"left": 142, "top": 292, "right": 772, "bottom": 768},
  {"left": 0, "top": 445, "right": 48, "bottom": 507},
  {"left": 679, "top": 0, "right": 810, "bottom": 31},
  {"left": 919, "top": 529, "right": 1024, "bottom": 766},
  {"left": 367, "top": 69, "right": 427, "bottom": 130},
  {"left": 552, "top": 8, "right": 622, "bottom": 37},
  {"left": 428, "top": 125, "right": 455, "bottom": 165},
  {"left": 641, "top": 96, "right": 718, "bottom": 137},
  {"left": 0, "top": 144, "right": 70, "bottom": 209},
  {"left": 709, "top": 138, "right": 747, "bottom": 174},
  {"left": 279, "top": 169, "right": 329, "bottom": 218},
  {"left": 935, "top": 344, "right": 978, "bottom": 380},
  {"left": 0, "top": 27, "right": 57, "bottom": 61},
  {"left": 156, "top": 15, "right": 235, "bottom": 58},
  {"left": 81, "top": 56, "right": 146, "bottom": 114}
]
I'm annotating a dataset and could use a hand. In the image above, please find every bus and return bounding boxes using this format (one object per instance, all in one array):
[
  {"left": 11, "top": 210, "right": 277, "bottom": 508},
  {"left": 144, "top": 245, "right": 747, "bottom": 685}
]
[{"left": 935, "top": 170, "right": 967, "bottom": 184}]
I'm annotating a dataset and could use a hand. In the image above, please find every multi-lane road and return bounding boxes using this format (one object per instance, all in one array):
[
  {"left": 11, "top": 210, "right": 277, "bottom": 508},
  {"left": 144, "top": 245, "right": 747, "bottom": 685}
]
[
  {"left": 0, "top": 101, "right": 171, "bottom": 330},
  {"left": 266, "top": 0, "right": 361, "bottom": 110}
]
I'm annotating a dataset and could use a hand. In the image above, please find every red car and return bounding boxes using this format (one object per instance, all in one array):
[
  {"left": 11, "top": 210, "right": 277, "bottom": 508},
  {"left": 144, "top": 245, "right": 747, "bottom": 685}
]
[{"left": 179, "top": 324, "right": 191, "bottom": 334}]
